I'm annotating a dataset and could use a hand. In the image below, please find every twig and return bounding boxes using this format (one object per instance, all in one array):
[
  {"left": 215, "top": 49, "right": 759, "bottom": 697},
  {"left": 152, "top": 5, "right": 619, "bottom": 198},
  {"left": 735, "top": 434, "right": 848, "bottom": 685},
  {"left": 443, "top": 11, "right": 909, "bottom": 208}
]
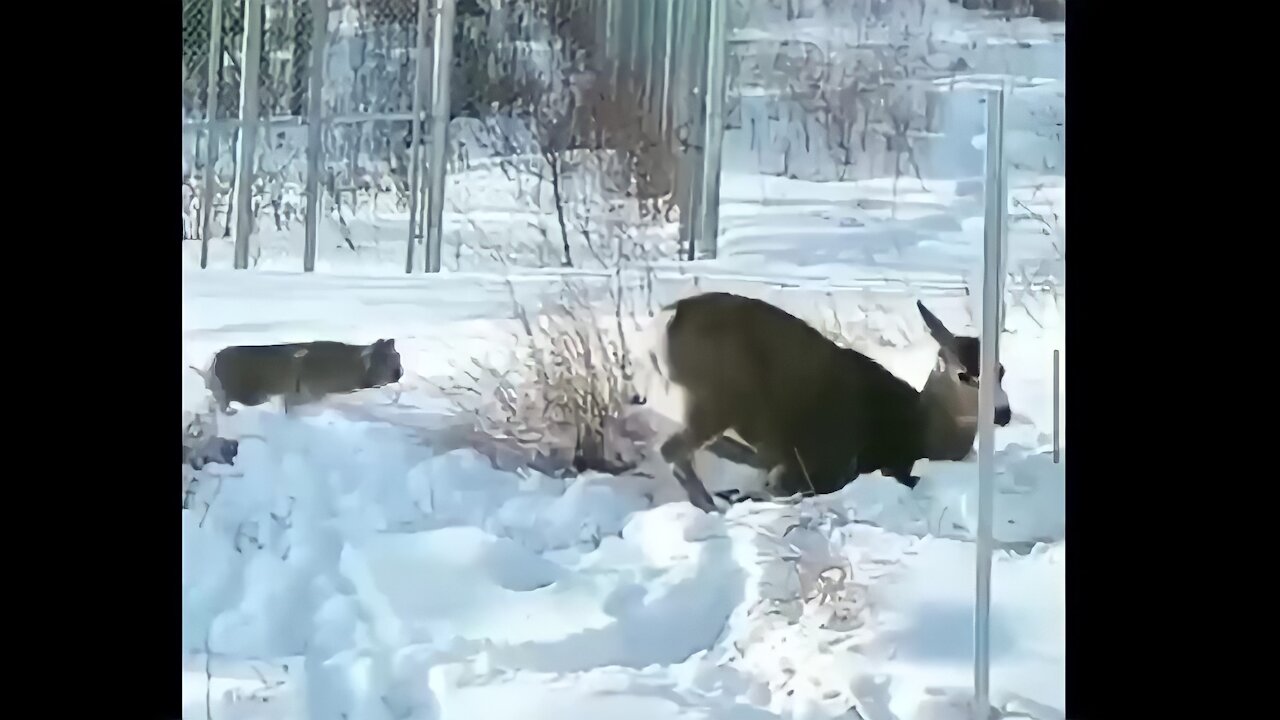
[
  {"left": 199, "top": 474, "right": 225, "bottom": 529},
  {"left": 205, "top": 630, "right": 214, "bottom": 720},
  {"left": 793, "top": 447, "right": 819, "bottom": 497}
]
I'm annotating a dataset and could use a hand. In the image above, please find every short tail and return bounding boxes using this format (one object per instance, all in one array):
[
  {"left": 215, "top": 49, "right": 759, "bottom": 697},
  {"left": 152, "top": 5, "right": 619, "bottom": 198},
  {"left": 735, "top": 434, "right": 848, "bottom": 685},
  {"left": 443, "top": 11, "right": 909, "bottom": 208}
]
[{"left": 190, "top": 357, "right": 218, "bottom": 389}]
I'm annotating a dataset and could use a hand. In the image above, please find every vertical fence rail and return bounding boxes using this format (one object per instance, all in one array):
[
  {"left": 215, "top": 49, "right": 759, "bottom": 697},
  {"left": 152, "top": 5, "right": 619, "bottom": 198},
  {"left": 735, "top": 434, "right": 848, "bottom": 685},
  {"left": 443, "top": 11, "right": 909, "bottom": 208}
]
[
  {"left": 640, "top": 0, "right": 657, "bottom": 136},
  {"left": 199, "top": 0, "right": 225, "bottom": 269},
  {"left": 233, "top": 0, "right": 264, "bottom": 269},
  {"left": 693, "top": 0, "right": 726, "bottom": 260},
  {"left": 676, "top": 0, "right": 706, "bottom": 260},
  {"left": 424, "top": 0, "right": 456, "bottom": 274},
  {"left": 1053, "top": 348, "right": 1061, "bottom": 464},
  {"left": 611, "top": 0, "right": 627, "bottom": 101},
  {"left": 658, "top": 0, "right": 676, "bottom": 142},
  {"left": 406, "top": 0, "right": 433, "bottom": 274},
  {"left": 628, "top": 1, "right": 642, "bottom": 102},
  {"left": 302, "top": 0, "right": 328, "bottom": 273},
  {"left": 975, "top": 83, "right": 1009, "bottom": 720}
]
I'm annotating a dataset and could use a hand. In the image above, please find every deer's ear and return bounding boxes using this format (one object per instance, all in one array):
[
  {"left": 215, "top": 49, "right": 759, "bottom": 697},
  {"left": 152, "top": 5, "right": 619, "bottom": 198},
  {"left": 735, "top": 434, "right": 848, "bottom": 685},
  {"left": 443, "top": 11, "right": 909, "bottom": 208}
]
[{"left": 917, "top": 301, "right": 956, "bottom": 346}]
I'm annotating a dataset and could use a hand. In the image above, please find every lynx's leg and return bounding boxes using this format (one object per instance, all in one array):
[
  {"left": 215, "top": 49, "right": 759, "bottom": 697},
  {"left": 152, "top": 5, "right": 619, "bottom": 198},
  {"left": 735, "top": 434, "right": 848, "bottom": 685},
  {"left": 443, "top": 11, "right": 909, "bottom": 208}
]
[
  {"left": 282, "top": 388, "right": 316, "bottom": 415},
  {"left": 660, "top": 397, "right": 729, "bottom": 513}
]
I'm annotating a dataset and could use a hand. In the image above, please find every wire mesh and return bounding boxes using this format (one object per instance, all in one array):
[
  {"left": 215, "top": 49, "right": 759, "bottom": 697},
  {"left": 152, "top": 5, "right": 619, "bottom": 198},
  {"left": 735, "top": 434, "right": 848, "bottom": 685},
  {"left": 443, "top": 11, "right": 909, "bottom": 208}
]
[
  {"left": 182, "top": 0, "right": 212, "bottom": 121},
  {"left": 258, "top": 0, "right": 316, "bottom": 118},
  {"left": 182, "top": 0, "right": 449, "bottom": 268},
  {"left": 724, "top": 0, "right": 954, "bottom": 185},
  {"left": 184, "top": 0, "right": 729, "bottom": 270},
  {"left": 431, "top": 0, "right": 708, "bottom": 270},
  {"left": 318, "top": 0, "right": 425, "bottom": 264}
]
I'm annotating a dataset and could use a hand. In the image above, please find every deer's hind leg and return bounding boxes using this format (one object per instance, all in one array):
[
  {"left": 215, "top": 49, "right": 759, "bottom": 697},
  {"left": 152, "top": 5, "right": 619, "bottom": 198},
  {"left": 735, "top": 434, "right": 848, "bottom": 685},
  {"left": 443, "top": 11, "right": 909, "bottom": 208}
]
[{"left": 660, "top": 396, "right": 731, "bottom": 513}]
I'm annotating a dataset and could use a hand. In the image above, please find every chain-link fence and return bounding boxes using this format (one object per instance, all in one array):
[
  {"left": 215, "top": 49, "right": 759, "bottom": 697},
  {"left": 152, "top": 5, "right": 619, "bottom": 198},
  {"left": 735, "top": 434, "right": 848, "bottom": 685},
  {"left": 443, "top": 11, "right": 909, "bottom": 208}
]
[
  {"left": 580, "top": 0, "right": 728, "bottom": 261},
  {"left": 182, "top": 0, "right": 458, "bottom": 272},
  {"left": 182, "top": 0, "right": 740, "bottom": 273},
  {"left": 606, "top": 0, "right": 729, "bottom": 261},
  {"left": 182, "top": 0, "right": 1062, "bottom": 279}
]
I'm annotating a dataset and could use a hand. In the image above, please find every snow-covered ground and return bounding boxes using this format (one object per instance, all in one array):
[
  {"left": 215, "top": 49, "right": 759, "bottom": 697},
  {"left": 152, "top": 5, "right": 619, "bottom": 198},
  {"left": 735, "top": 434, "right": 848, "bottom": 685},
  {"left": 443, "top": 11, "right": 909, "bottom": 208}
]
[
  {"left": 182, "top": 6, "right": 1064, "bottom": 718},
  {"left": 182, "top": 262, "right": 1064, "bottom": 720}
]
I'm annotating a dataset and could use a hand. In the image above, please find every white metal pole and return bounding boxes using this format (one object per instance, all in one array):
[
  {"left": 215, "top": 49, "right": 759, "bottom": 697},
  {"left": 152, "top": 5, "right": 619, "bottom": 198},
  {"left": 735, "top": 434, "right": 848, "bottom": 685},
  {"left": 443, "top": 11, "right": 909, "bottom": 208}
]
[
  {"left": 694, "top": 0, "right": 727, "bottom": 260},
  {"left": 605, "top": 0, "right": 617, "bottom": 90},
  {"left": 200, "top": 0, "right": 224, "bottom": 269},
  {"left": 233, "top": 0, "right": 264, "bottom": 270},
  {"left": 677, "top": 0, "right": 703, "bottom": 260},
  {"left": 975, "top": 82, "right": 1008, "bottom": 720},
  {"left": 424, "top": 0, "right": 455, "bottom": 274},
  {"left": 1053, "top": 349, "right": 1060, "bottom": 463},
  {"left": 659, "top": 0, "right": 676, "bottom": 141},
  {"left": 405, "top": 0, "right": 432, "bottom": 274},
  {"left": 302, "top": 0, "right": 329, "bottom": 273},
  {"left": 641, "top": 0, "right": 658, "bottom": 135}
]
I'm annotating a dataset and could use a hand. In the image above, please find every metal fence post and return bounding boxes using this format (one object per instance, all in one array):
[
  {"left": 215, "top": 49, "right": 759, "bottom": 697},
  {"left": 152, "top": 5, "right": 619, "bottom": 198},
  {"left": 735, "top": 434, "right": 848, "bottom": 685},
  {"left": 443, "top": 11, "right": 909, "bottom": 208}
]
[
  {"left": 975, "top": 83, "right": 1008, "bottom": 720},
  {"left": 200, "top": 0, "right": 225, "bottom": 269},
  {"left": 640, "top": 0, "right": 657, "bottom": 133},
  {"left": 1053, "top": 349, "right": 1061, "bottom": 464},
  {"left": 623, "top": 0, "right": 639, "bottom": 97},
  {"left": 233, "top": 0, "right": 265, "bottom": 270},
  {"left": 694, "top": 0, "right": 727, "bottom": 260},
  {"left": 424, "top": 0, "right": 455, "bottom": 273},
  {"left": 606, "top": 0, "right": 619, "bottom": 90},
  {"left": 405, "top": 0, "right": 432, "bottom": 274},
  {"left": 676, "top": 0, "right": 707, "bottom": 260},
  {"left": 302, "top": 0, "right": 329, "bottom": 273},
  {"left": 659, "top": 0, "right": 676, "bottom": 141}
]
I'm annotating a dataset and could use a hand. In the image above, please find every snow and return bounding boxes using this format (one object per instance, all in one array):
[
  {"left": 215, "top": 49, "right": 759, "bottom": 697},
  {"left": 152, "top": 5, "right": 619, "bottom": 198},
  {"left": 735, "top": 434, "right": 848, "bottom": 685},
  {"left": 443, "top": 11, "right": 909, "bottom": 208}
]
[
  {"left": 181, "top": 263, "right": 1064, "bottom": 719},
  {"left": 182, "top": 3, "right": 1063, "bottom": 718}
]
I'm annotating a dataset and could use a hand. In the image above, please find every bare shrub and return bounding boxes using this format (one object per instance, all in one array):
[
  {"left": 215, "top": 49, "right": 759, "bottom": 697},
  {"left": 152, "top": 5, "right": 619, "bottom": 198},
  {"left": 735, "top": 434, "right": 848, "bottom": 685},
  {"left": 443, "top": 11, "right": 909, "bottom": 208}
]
[
  {"left": 447, "top": 0, "right": 681, "bottom": 270},
  {"left": 731, "top": 0, "right": 977, "bottom": 189},
  {"left": 437, "top": 274, "right": 656, "bottom": 477}
]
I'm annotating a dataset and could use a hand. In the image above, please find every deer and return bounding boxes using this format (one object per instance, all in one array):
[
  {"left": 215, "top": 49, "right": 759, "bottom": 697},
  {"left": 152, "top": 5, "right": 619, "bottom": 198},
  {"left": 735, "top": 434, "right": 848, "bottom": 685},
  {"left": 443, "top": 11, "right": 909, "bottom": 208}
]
[{"left": 640, "top": 292, "right": 1012, "bottom": 513}]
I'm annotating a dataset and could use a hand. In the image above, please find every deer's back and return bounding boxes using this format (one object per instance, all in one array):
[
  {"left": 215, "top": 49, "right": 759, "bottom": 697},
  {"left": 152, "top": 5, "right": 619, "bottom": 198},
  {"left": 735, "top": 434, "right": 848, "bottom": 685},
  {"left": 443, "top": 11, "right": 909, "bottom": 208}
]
[
  {"left": 665, "top": 293, "right": 925, "bottom": 492},
  {"left": 666, "top": 293, "right": 842, "bottom": 406}
]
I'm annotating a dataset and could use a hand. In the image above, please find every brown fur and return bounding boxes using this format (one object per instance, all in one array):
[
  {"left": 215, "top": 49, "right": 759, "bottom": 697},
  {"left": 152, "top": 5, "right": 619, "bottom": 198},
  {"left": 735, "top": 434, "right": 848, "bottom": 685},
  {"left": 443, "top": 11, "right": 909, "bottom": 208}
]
[
  {"left": 655, "top": 293, "right": 1010, "bottom": 512},
  {"left": 194, "top": 339, "right": 404, "bottom": 414}
]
